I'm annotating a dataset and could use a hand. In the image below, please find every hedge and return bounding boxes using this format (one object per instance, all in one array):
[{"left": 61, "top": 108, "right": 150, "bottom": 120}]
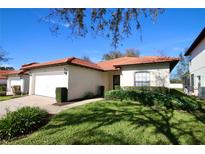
[
  {"left": 105, "top": 88, "right": 199, "bottom": 111},
  {"left": 0, "top": 85, "right": 6, "bottom": 96}
]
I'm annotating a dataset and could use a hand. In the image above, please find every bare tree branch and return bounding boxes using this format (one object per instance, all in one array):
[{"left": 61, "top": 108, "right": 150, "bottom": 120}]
[{"left": 44, "top": 8, "right": 165, "bottom": 48}]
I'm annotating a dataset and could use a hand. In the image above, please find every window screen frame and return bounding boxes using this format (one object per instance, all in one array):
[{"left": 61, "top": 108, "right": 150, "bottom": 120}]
[{"left": 134, "top": 71, "right": 151, "bottom": 87}]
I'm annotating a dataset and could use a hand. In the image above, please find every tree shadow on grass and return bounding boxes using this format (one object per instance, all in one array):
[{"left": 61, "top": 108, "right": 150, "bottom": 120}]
[
  {"left": 174, "top": 92, "right": 205, "bottom": 125},
  {"left": 40, "top": 99, "right": 205, "bottom": 144}
]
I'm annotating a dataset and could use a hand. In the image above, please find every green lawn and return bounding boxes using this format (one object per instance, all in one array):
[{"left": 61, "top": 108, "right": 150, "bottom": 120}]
[
  {"left": 0, "top": 95, "right": 22, "bottom": 102},
  {"left": 5, "top": 92, "right": 205, "bottom": 145}
]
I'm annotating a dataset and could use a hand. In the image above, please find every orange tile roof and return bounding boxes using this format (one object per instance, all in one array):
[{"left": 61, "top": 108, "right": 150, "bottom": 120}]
[
  {"left": 21, "top": 57, "right": 75, "bottom": 70},
  {"left": 0, "top": 70, "right": 14, "bottom": 74},
  {"left": 21, "top": 57, "right": 103, "bottom": 71},
  {"left": 71, "top": 58, "right": 103, "bottom": 71},
  {"left": 4, "top": 70, "right": 26, "bottom": 75},
  {"left": 21, "top": 56, "right": 179, "bottom": 72},
  {"left": 0, "top": 70, "right": 25, "bottom": 79},
  {"left": 97, "top": 56, "right": 180, "bottom": 71},
  {"left": 0, "top": 70, "right": 13, "bottom": 79}
]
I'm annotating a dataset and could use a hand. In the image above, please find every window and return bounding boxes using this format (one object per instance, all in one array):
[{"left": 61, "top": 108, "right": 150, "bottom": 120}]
[{"left": 134, "top": 72, "right": 150, "bottom": 86}]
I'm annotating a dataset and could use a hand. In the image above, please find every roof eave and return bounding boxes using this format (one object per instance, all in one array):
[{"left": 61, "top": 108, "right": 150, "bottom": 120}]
[
  {"left": 68, "top": 63, "right": 104, "bottom": 72},
  {"left": 21, "top": 61, "right": 104, "bottom": 72},
  {"left": 185, "top": 27, "right": 205, "bottom": 56},
  {"left": 113, "top": 60, "right": 180, "bottom": 72},
  {"left": 170, "top": 62, "right": 177, "bottom": 72},
  {"left": 21, "top": 62, "right": 68, "bottom": 70}
]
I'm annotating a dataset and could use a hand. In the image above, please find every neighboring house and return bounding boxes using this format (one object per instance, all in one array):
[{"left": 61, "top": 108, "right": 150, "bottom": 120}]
[
  {"left": 5, "top": 70, "right": 29, "bottom": 95},
  {"left": 0, "top": 70, "right": 18, "bottom": 85},
  {"left": 0, "top": 70, "right": 11, "bottom": 85},
  {"left": 185, "top": 27, "right": 205, "bottom": 98},
  {"left": 20, "top": 56, "right": 179, "bottom": 100}
]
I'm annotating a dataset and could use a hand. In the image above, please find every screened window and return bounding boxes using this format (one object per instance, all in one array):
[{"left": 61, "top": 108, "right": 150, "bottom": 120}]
[{"left": 134, "top": 72, "right": 150, "bottom": 86}]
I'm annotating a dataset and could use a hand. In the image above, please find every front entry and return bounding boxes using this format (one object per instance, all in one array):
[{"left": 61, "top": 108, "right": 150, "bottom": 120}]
[{"left": 113, "top": 75, "right": 120, "bottom": 89}]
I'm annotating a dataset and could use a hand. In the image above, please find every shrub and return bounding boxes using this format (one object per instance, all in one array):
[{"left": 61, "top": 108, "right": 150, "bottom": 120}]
[
  {"left": 83, "top": 92, "right": 95, "bottom": 99},
  {"left": 56, "top": 87, "right": 68, "bottom": 103},
  {"left": 105, "top": 89, "right": 163, "bottom": 106},
  {"left": 105, "top": 90, "right": 123, "bottom": 100},
  {"left": 0, "top": 85, "right": 6, "bottom": 92},
  {"left": 105, "top": 88, "right": 200, "bottom": 111},
  {"left": 0, "top": 91, "right": 6, "bottom": 96},
  {"left": 123, "top": 86, "right": 170, "bottom": 94},
  {"left": 114, "top": 85, "right": 121, "bottom": 90},
  {"left": 11, "top": 85, "right": 21, "bottom": 95},
  {"left": 0, "top": 85, "right": 6, "bottom": 96},
  {"left": 0, "top": 107, "right": 49, "bottom": 141}
]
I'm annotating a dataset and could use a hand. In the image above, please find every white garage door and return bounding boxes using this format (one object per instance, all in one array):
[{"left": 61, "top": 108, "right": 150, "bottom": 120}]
[{"left": 34, "top": 72, "right": 68, "bottom": 97}]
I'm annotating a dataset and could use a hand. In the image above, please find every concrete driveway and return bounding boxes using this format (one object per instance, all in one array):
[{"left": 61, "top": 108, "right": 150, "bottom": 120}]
[{"left": 0, "top": 95, "right": 103, "bottom": 117}]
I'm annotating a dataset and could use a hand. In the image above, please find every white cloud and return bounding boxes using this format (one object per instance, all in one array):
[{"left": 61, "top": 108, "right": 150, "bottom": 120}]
[
  {"left": 43, "top": 19, "right": 70, "bottom": 28},
  {"left": 172, "top": 47, "right": 184, "bottom": 52}
]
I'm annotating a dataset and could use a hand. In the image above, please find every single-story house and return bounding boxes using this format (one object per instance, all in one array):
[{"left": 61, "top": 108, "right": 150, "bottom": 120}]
[
  {"left": 5, "top": 70, "right": 29, "bottom": 95},
  {"left": 184, "top": 27, "right": 205, "bottom": 98},
  {"left": 19, "top": 56, "right": 179, "bottom": 100},
  {"left": 0, "top": 70, "right": 15, "bottom": 85}
]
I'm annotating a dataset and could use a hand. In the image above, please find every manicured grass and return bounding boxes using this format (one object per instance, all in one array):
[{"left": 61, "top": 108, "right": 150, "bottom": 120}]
[
  {"left": 5, "top": 92, "right": 205, "bottom": 145},
  {"left": 0, "top": 95, "right": 22, "bottom": 102}
]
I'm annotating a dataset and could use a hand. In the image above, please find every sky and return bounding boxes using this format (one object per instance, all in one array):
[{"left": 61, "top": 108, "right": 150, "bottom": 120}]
[{"left": 0, "top": 8, "right": 205, "bottom": 71}]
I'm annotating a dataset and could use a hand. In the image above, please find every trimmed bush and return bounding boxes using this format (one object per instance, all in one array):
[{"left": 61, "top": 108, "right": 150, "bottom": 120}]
[
  {"left": 123, "top": 86, "right": 170, "bottom": 94},
  {"left": 0, "top": 91, "right": 6, "bottom": 96},
  {"left": 56, "top": 87, "right": 68, "bottom": 103},
  {"left": 0, "top": 85, "right": 6, "bottom": 96},
  {"left": 11, "top": 85, "right": 21, "bottom": 95},
  {"left": 0, "top": 107, "right": 49, "bottom": 140},
  {"left": 0, "top": 85, "right": 6, "bottom": 92},
  {"left": 105, "top": 88, "right": 200, "bottom": 111},
  {"left": 83, "top": 92, "right": 95, "bottom": 99},
  {"left": 114, "top": 85, "right": 121, "bottom": 90},
  {"left": 105, "top": 89, "right": 127, "bottom": 101}
]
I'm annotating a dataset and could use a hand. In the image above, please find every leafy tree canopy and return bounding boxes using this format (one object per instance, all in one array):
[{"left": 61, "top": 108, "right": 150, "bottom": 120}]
[
  {"left": 173, "top": 50, "right": 189, "bottom": 81},
  {"left": 81, "top": 56, "right": 91, "bottom": 62},
  {"left": 0, "top": 66, "right": 14, "bottom": 70},
  {"left": 46, "top": 8, "right": 164, "bottom": 48},
  {"left": 102, "top": 48, "right": 140, "bottom": 60},
  {"left": 0, "top": 46, "right": 9, "bottom": 64}
]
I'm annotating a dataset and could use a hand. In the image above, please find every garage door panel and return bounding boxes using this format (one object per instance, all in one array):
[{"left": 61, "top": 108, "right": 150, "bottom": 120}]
[{"left": 34, "top": 72, "right": 68, "bottom": 97}]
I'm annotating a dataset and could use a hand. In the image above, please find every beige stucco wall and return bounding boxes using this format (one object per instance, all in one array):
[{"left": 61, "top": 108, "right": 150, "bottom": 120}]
[
  {"left": 68, "top": 65, "right": 104, "bottom": 100},
  {"left": 189, "top": 37, "right": 205, "bottom": 97},
  {"left": 120, "top": 63, "right": 170, "bottom": 87}
]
